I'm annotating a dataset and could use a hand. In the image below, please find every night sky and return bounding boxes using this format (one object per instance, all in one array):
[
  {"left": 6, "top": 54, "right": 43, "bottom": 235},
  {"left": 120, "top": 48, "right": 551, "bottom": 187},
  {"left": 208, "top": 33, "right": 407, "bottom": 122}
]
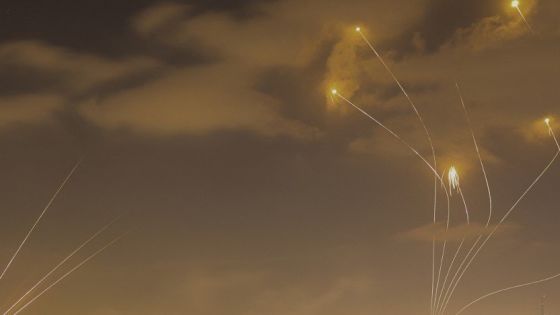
[{"left": 0, "top": 0, "right": 559, "bottom": 314}]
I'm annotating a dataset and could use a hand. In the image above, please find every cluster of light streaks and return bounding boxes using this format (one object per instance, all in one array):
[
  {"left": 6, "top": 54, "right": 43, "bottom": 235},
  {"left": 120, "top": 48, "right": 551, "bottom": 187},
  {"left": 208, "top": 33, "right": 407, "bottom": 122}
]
[
  {"left": 352, "top": 26, "right": 445, "bottom": 315},
  {"left": 434, "top": 166, "right": 470, "bottom": 315},
  {"left": 11, "top": 233, "right": 126, "bottom": 315},
  {"left": 0, "top": 160, "right": 82, "bottom": 283},
  {"left": 329, "top": 4, "right": 558, "bottom": 311},
  {"left": 2, "top": 216, "right": 123, "bottom": 315},
  {"left": 450, "top": 122, "right": 560, "bottom": 314},
  {"left": 434, "top": 85, "right": 494, "bottom": 315},
  {"left": 0, "top": 160, "right": 126, "bottom": 314}
]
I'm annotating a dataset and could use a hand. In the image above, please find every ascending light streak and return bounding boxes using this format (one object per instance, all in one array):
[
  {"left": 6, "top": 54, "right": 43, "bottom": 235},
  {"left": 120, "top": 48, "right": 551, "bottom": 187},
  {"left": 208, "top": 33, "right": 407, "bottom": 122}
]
[
  {"left": 2, "top": 216, "right": 122, "bottom": 315},
  {"left": 455, "top": 272, "right": 560, "bottom": 315},
  {"left": 331, "top": 90, "right": 447, "bottom": 192},
  {"left": 456, "top": 84, "right": 493, "bottom": 226},
  {"left": 11, "top": 233, "right": 127, "bottom": 315},
  {"left": 439, "top": 122, "right": 560, "bottom": 314},
  {"left": 434, "top": 169, "right": 470, "bottom": 313},
  {"left": 435, "top": 190, "right": 471, "bottom": 312},
  {"left": 0, "top": 159, "right": 82, "bottom": 282},
  {"left": 545, "top": 118, "right": 559, "bottom": 149},
  {"left": 436, "top": 85, "right": 495, "bottom": 314},
  {"left": 354, "top": 28, "right": 439, "bottom": 314},
  {"left": 434, "top": 191, "right": 451, "bottom": 315},
  {"left": 333, "top": 88, "right": 447, "bottom": 315}
]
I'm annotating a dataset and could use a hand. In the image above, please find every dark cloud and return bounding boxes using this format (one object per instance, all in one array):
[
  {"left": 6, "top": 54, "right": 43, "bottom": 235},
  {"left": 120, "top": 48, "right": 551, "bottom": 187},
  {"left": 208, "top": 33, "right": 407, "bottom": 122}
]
[
  {"left": 0, "top": 0, "right": 274, "bottom": 57},
  {"left": 395, "top": 0, "right": 505, "bottom": 53}
]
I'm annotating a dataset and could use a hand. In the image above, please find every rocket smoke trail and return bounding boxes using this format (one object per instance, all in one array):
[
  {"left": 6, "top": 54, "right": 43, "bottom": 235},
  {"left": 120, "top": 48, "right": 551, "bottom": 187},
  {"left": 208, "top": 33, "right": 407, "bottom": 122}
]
[
  {"left": 2, "top": 215, "right": 122, "bottom": 315},
  {"left": 0, "top": 159, "right": 82, "bottom": 283},
  {"left": 355, "top": 28, "right": 439, "bottom": 313},
  {"left": 11, "top": 233, "right": 127, "bottom": 315},
  {"left": 455, "top": 272, "right": 560, "bottom": 315}
]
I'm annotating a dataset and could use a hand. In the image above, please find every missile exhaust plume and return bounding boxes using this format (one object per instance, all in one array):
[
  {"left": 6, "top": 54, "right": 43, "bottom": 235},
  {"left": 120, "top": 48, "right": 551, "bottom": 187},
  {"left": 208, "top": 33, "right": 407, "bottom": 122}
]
[
  {"left": 2, "top": 215, "right": 122, "bottom": 315},
  {"left": 0, "top": 159, "right": 82, "bottom": 283},
  {"left": 11, "top": 233, "right": 127, "bottom": 315}
]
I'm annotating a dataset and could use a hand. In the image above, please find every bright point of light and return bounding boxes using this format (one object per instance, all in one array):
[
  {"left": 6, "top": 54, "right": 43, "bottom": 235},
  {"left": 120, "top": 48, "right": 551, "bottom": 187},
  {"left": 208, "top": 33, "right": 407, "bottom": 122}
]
[
  {"left": 355, "top": 26, "right": 361, "bottom": 32},
  {"left": 331, "top": 89, "right": 337, "bottom": 95},
  {"left": 512, "top": 0, "right": 520, "bottom": 8},
  {"left": 448, "top": 166, "right": 460, "bottom": 192},
  {"left": 545, "top": 118, "right": 551, "bottom": 125}
]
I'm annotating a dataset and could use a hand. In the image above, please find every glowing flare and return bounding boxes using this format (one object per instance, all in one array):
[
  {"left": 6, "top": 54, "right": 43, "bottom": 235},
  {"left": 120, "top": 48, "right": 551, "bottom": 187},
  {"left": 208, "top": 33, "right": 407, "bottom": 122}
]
[
  {"left": 448, "top": 166, "right": 460, "bottom": 192},
  {"left": 512, "top": 0, "right": 534, "bottom": 33},
  {"left": 355, "top": 26, "right": 361, "bottom": 32},
  {"left": 545, "top": 118, "right": 551, "bottom": 125},
  {"left": 331, "top": 89, "right": 337, "bottom": 95}
]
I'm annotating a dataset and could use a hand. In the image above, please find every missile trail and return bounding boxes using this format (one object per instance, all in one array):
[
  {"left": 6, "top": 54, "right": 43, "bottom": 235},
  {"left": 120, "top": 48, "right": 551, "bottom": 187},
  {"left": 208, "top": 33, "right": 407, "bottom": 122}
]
[
  {"left": 516, "top": 6, "right": 534, "bottom": 34},
  {"left": 456, "top": 84, "right": 493, "bottom": 227},
  {"left": 354, "top": 28, "right": 439, "bottom": 313},
  {"left": 440, "top": 148, "right": 560, "bottom": 314},
  {"left": 332, "top": 92, "right": 452, "bottom": 309},
  {"left": 434, "top": 195, "right": 450, "bottom": 315},
  {"left": 2, "top": 216, "right": 122, "bottom": 315},
  {"left": 11, "top": 233, "right": 127, "bottom": 315},
  {"left": 546, "top": 119, "right": 559, "bottom": 149},
  {"left": 332, "top": 91, "right": 448, "bottom": 194},
  {"left": 455, "top": 273, "right": 560, "bottom": 315},
  {"left": 437, "top": 235, "right": 482, "bottom": 315},
  {"left": 440, "top": 120, "right": 560, "bottom": 314},
  {"left": 0, "top": 159, "right": 82, "bottom": 283},
  {"left": 436, "top": 84, "right": 494, "bottom": 314},
  {"left": 434, "top": 182, "right": 470, "bottom": 313}
]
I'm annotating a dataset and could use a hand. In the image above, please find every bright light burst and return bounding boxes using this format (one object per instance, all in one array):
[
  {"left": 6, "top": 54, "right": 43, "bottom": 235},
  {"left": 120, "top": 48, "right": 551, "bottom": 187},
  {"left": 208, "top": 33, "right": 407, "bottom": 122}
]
[
  {"left": 448, "top": 166, "right": 460, "bottom": 193},
  {"left": 355, "top": 26, "right": 361, "bottom": 32},
  {"left": 331, "top": 88, "right": 338, "bottom": 95},
  {"left": 512, "top": 0, "right": 534, "bottom": 33},
  {"left": 545, "top": 117, "right": 551, "bottom": 125}
]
